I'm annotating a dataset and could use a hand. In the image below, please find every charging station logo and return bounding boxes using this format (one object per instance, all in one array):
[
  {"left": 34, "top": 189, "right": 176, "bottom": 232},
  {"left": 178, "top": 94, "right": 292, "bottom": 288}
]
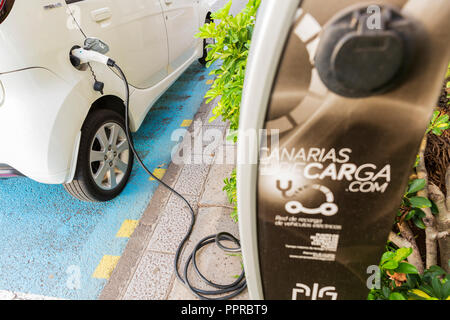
[
  {"left": 266, "top": 147, "right": 392, "bottom": 194},
  {"left": 278, "top": 182, "right": 339, "bottom": 217},
  {"left": 292, "top": 283, "right": 338, "bottom": 300}
]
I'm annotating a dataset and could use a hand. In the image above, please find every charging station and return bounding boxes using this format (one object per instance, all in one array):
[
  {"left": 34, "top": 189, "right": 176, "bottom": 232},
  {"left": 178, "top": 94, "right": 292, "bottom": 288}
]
[{"left": 238, "top": 0, "right": 450, "bottom": 300}]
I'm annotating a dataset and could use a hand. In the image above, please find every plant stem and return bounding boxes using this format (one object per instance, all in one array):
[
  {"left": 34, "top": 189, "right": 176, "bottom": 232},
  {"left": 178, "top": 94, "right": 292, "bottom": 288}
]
[
  {"left": 395, "top": 223, "right": 425, "bottom": 274},
  {"left": 416, "top": 137, "right": 440, "bottom": 269},
  {"left": 427, "top": 168, "right": 450, "bottom": 273}
]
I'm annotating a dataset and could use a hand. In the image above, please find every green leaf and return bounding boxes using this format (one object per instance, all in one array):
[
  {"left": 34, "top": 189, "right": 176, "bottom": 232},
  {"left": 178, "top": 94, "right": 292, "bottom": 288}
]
[
  {"left": 394, "top": 247, "right": 413, "bottom": 262},
  {"left": 437, "top": 114, "right": 449, "bottom": 124},
  {"left": 389, "top": 292, "right": 406, "bottom": 300},
  {"left": 430, "top": 200, "right": 439, "bottom": 215},
  {"left": 427, "top": 110, "right": 450, "bottom": 136},
  {"left": 443, "top": 279, "right": 450, "bottom": 299},
  {"left": 431, "top": 276, "right": 443, "bottom": 299},
  {"left": 409, "top": 196, "right": 432, "bottom": 208},
  {"left": 409, "top": 289, "right": 432, "bottom": 300},
  {"left": 381, "top": 251, "right": 395, "bottom": 264},
  {"left": 419, "top": 284, "right": 435, "bottom": 297},
  {"left": 430, "top": 110, "right": 440, "bottom": 124},
  {"left": 407, "top": 179, "right": 426, "bottom": 194},
  {"left": 382, "top": 260, "right": 399, "bottom": 270},
  {"left": 395, "top": 262, "right": 418, "bottom": 274},
  {"left": 413, "top": 216, "right": 426, "bottom": 229},
  {"left": 413, "top": 154, "right": 420, "bottom": 168},
  {"left": 226, "top": 130, "right": 238, "bottom": 142},
  {"left": 406, "top": 274, "right": 420, "bottom": 289},
  {"left": 432, "top": 128, "right": 443, "bottom": 136},
  {"left": 414, "top": 208, "right": 426, "bottom": 218},
  {"left": 405, "top": 208, "right": 425, "bottom": 221},
  {"left": 404, "top": 211, "right": 414, "bottom": 220},
  {"left": 425, "top": 265, "right": 446, "bottom": 276}
]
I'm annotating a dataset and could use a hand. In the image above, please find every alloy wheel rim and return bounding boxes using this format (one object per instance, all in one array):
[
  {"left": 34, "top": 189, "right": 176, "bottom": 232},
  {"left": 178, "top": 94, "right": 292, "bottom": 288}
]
[{"left": 89, "top": 122, "right": 130, "bottom": 191}]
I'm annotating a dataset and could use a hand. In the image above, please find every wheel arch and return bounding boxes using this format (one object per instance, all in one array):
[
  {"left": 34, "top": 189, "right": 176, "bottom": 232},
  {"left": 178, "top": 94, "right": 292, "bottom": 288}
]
[
  {"left": 84, "top": 95, "right": 126, "bottom": 129},
  {"left": 198, "top": 0, "right": 213, "bottom": 27},
  {"left": 65, "top": 94, "right": 127, "bottom": 184}
]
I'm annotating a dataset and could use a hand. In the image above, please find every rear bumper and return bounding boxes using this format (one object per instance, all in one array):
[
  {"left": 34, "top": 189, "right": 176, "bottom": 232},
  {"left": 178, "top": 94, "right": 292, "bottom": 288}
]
[
  {"left": 0, "top": 164, "right": 24, "bottom": 178},
  {"left": 0, "top": 68, "right": 82, "bottom": 184}
]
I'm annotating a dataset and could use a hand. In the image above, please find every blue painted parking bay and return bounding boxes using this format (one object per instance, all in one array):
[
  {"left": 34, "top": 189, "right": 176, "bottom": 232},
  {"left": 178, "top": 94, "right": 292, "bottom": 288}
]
[{"left": 0, "top": 62, "right": 215, "bottom": 300}]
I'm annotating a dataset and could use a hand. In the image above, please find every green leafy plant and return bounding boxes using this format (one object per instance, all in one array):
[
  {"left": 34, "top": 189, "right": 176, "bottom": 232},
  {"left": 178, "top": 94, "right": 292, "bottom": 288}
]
[
  {"left": 227, "top": 252, "right": 244, "bottom": 278},
  {"left": 380, "top": 247, "right": 419, "bottom": 273},
  {"left": 408, "top": 266, "right": 450, "bottom": 300},
  {"left": 197, "top": 0, "right": 261, "bottom": 222},
  {"left": 373, "top": 63, "right": 450, "bottom": 300},
  {"left": 369, "top": 247, "right": 418, "bottom": 300},
  {"left": 426, "top": 110, "right": 450, "bottom": 136},
  {"left": 369, "top": 247, "right": 449, "bottom": 300},
  {"left": 399, "top": 178, "right": 434, "bottom": 230},
  {"left": 223, "top": 168, "right": 238, "bottom": 223},
  {"left": 196, "top": 0, "right": 261, "bottom": 134},
  {"left": 414, "top": 109, "right": 449, "bottom": 168}
]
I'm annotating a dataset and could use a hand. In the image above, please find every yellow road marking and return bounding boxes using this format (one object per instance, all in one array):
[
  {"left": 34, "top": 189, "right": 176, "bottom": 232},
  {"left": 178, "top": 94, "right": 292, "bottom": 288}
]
[
  {"left": 149, "top": 168, "right": 167, "bottom": 181},
  {"left": 181, "top": 119, "right": 193, "bottom": 127},
  {"left": 92, "top": 255, "right": 121, "bottom": 279},
  {"left": 116, "top": 220, "right": 139, "bottom": 238}
]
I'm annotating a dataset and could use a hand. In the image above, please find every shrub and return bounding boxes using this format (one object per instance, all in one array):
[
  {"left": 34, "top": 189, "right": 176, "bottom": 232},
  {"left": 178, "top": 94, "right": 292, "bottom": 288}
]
[
  {"left": 369, "top": 247, "right": 449, "bottom": 300},
  {"left": 196, "top": 0, "right": 261, "bottom": 220},
  {"left": 375, "top": 82, "right": 450, "bottom": 300},
  {"left": 196, "top": 0, "right": 261, "bottom": 134}
]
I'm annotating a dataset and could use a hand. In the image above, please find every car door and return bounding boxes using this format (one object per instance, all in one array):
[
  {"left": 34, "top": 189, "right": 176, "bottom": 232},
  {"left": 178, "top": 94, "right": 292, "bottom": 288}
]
[
  {"left": 159, "top": 0, "right": 199, "bottom": 71},
  {"left": 66, "top": 0, "right": 169, "bottom": 88}
]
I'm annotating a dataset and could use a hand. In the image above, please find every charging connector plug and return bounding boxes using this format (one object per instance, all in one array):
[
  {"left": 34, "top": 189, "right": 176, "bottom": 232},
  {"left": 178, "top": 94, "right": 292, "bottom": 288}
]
[{"left": 70, "top": 48, "right": 115, "bottom": 67}]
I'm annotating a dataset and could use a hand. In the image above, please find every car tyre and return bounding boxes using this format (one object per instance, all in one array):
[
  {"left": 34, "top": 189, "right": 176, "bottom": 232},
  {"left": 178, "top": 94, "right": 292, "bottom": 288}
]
[{"left": 64, "top": 109, "right": 134, "bottom": 202}]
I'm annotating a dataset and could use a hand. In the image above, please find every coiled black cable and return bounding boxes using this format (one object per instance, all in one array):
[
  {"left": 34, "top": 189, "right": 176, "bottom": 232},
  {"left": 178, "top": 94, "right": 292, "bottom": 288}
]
[{"left": 112, "top": 64, "right": 247, "bottom": 300}]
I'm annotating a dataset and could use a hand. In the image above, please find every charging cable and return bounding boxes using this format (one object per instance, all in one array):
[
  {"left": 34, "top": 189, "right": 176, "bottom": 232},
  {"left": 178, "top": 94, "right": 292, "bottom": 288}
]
[{"left": 71, "top": 48, "right": 247, "bottom": 300}]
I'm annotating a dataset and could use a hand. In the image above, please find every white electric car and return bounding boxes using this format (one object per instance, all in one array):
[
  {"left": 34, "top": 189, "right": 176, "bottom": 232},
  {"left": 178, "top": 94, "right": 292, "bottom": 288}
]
[{"left": 0, "top": 0, "right": 215, "bottom": 201}]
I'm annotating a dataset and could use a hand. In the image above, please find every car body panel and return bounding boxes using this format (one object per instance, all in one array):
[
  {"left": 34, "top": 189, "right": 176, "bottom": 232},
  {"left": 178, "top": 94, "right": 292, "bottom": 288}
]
[
  {"left": 0, "top": 0, "right": 216, "bottom": 184},
  {"left": 0, "top": 68, "right": 84, "bottom": 183},
  {"left": 67, "top": 0, "right": 170, "bottom": 89},
  {"left": 160, "top": 0, "right": 200, "bottom": 72}
]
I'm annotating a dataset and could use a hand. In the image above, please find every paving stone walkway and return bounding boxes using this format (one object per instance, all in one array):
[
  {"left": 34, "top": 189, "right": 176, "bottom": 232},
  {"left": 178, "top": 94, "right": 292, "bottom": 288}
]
[{"left": 100, "top": 97, "right": 248, "bottom": 300}]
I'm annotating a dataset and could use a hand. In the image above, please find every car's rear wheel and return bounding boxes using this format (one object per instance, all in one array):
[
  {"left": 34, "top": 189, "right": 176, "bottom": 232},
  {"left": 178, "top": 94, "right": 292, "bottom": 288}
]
[{"left": 64, "top": 109, "right": 133, "bottom": 202}]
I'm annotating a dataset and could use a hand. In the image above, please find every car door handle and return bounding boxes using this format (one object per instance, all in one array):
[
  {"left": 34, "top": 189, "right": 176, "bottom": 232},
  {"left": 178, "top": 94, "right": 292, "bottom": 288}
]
[
  {"left": 164, "top": 0, "right": 173, "bottom": 4},
  {"left": 91, "top": 8, "right": 112, "bottom": 22}
]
